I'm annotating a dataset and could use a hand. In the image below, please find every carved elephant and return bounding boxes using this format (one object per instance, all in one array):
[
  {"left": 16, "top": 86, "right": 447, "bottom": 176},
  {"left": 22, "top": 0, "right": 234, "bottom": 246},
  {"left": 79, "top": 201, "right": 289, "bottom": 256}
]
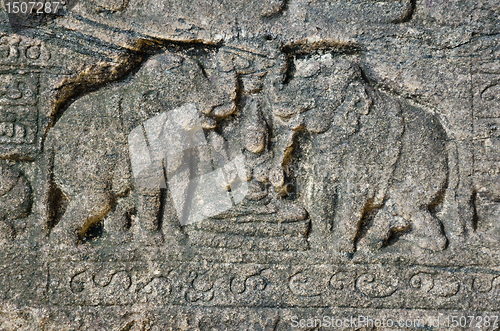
[
  {"left": 46, "top": 51, "right": 237, "bottom": 245},
  {"left": 269, "top": 55, "right": 449, "bottom": 252}
]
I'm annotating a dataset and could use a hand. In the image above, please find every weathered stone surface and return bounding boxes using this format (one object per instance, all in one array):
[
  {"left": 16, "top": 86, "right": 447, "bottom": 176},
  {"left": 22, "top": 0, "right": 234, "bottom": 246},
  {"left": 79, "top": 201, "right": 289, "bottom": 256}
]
[{"left": 0, "top": 0, "right": 499, "bottom": 329}]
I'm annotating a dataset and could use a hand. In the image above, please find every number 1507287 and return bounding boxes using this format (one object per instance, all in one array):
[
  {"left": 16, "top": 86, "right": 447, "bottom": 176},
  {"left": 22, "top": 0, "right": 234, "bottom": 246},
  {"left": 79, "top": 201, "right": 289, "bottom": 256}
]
[
  {"left": 5, "top": 1, "right": 65, "bottom": 15},
  {"left": 441, "top": 315, "right": 498, "bottom": 328}
]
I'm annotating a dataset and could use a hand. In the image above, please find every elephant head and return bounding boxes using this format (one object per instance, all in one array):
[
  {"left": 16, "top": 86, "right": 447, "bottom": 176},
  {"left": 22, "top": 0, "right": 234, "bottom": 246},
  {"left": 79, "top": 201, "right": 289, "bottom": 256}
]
[{"left": 266, "top": 56, "right": 374, "bottom": 192}]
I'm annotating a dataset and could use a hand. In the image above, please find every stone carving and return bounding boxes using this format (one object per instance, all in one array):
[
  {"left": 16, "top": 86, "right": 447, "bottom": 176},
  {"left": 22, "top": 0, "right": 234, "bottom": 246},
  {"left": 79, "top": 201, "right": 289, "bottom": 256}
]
[
  {"left": 472, "top": 274, "right": 500, "bottom": 293},
  {"left": 231, "top": 269, "right": 269, "bottom": 295},
  {"left": 69, "top": 270, "right": 87, "bottom": 294},
  {"left": 43, "top": 45, "right": 457, "bottom": 254},
  {"left": 1, "top": 0, "right": 500, "bottom": 327},
  {"left": 49, "top": 261, "right": 499, "bottom": 310},
  {"left": 289, "top": 266, "right": 333, "bottom": 297},
  {"left": 356, "top": 272, "right": 399, "bottom": 298},
  {"left": 329, "top": 271, "right": 351, "bottom": 291},
  {"left": 93, "top": 270, "right": 132, "bottom": 291},
  {"left": 45, "top": 42, "right": 315, "bottom": 250},
  {"left": 0, "top": 163, "right": 31, "bottom": 241},
  {"left": 270, "top": 55, "right": 449, "bottom": 252},
  {"left": 47, "top": 50, "right": 237, "bottom": 245},
  {"left": 0, "top": 71, "right": 40, "bottom": 157},
  {"left": 128, "top": 103, "right": 249, "bottom": 226},
  {"left": 185, "top": 270, "right": 215, "bottom": 303},
  {"left": 410, "top": 272, "right": 460, "bottom": 298},
  {"left": 0, "top": 34, "right": 51, "bottom": 64},
  {"left": 139, "top": 276, "right": 172, "bottom": 297},
  {"left": 0, "top": 34, "right": 53, "bottom": 160}
]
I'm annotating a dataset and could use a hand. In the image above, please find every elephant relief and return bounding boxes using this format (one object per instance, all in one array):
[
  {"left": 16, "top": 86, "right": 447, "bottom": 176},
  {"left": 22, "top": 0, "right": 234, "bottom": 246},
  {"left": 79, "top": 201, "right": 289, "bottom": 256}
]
[
  {"left": 269, "top": 54, "right": 449, "bottom": 253},
  {"left": 46, "top": 50, "right": 237, "bottom": 245}
]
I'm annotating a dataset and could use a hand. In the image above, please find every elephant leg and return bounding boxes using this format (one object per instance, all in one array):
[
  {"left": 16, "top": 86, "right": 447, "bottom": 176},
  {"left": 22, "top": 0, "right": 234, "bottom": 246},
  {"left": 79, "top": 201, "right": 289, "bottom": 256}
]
[
  {"left": 332, "top": 191, "right": 369, "bottom": 253},
  {"left": 390, "top": 188, "right": 448, "bottom": 252},
  {"left": 103, "top": 195, "right": 135, "bottom": 244},
  {"left": 135, "top": 187, "right": 164, "bottom": 245},
  {"left": 161, "top": 186, "right": 186, "bottom": 247},
  {"left": 50, "top": 191, "right": 113, "bottom": 245},
  {"left": 360, "top": 204, "right": 409, "bottom": 250}
]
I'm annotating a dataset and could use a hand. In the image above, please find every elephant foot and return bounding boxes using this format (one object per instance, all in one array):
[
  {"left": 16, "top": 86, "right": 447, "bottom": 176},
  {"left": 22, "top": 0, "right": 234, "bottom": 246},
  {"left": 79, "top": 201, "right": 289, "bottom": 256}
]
[
  {"left": 407, "top": 209, "right": 447, "bottom": 252},
  {"left": 407, "top": 232, "right": 448, "bottom": 252},
  {"left": 360, "top": 207, "right": 410, "bottom": 251}
]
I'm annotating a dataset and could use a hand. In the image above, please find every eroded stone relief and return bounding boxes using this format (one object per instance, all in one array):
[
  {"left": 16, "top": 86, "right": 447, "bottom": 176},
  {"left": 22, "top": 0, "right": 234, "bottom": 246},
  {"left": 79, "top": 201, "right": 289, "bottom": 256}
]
[
  {"left": 0, "top": 0, "right": 499, "bottom": 329},
  {"left": 40, "top": 46, "right": 452, "bottom": 254}
]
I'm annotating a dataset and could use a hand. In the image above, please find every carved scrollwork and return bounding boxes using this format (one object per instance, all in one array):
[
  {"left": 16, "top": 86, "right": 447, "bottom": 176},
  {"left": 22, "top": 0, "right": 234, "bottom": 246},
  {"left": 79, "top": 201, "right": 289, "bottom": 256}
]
[
  {"left": 329, "top": 271, "right": 351, "bottom": 291},
  {"left": 138, "top": 276, "right": 172, "bottom": 297},
  {"left": 0, "top": 34, "right": 50, "bottom": 63},
  {"left": 472, "top": 274, "right": 498, "bottom": 293},
  {"left": 230, "top": 268, "right": 271, "bottom": 295},
  {"left": 410, "top": 272, "right": 460, "bottom": 298},
  {"left": 185, "top": 271, "right": 215, "bottom": 303},
  {"left": 409, "top": 272, "right": 435, "bottom": 293},
  {"left": 93, "top": 270, "right": 132, "bottom": 291},
  {"left": 430, "top": 276, "right": 460, "bottom": 298},
  {"left": 355, "top": 272, "right": 399, "bottom": 298},
  {"left": 289, "top": 267, "right": 333, "bottom": 297},
  {"left": 69, "top": 270, "right": 89, "bottom": 294}
]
